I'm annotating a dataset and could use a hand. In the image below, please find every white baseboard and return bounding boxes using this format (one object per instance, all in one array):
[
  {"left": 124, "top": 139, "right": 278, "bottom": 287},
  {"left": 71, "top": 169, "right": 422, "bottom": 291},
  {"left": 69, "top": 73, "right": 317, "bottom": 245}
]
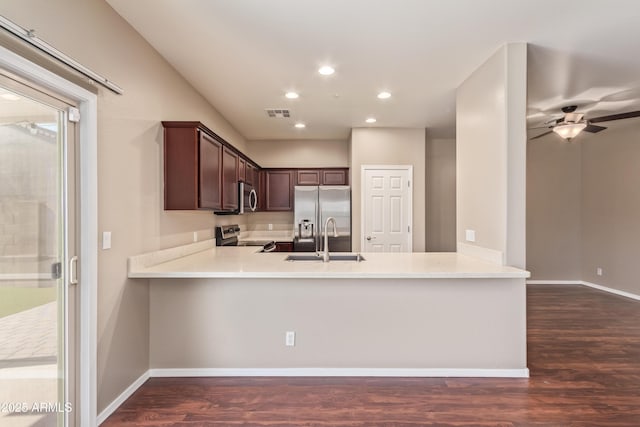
[
  {"left": 581, "top": 281, "right": 640, "bottom": 301},
  {"left": 97, "top": 370, "right": 150, "bottom": 425},
  {"left": 526, "top": 280, "right": 582, "bottom": 285},
  {"left": 527, "top": 279, "right": 640, "bottom": 301},
  {"left": 96, "top": 366, "right": 528, "bottom": 424},
  {"left": 149, "top": 367, "right": 529, "bottom": 378}
]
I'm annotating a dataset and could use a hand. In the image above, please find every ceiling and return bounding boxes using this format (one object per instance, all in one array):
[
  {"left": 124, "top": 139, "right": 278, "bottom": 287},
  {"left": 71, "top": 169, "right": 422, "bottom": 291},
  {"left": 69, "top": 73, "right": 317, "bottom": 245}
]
[{"left": 106, "top": 0, "right": 640, "bottom": 141}]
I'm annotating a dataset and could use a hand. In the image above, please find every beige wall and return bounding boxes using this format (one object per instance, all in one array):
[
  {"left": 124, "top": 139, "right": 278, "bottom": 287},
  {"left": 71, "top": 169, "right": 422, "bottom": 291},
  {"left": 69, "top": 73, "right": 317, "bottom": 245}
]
[
  {"left": 526, "top": 138, "right": 582, "bottom": 280},
  {"left": 581, "top": 118, "right": 640, "bottom": 294},
  {"left": 456, "top": 43, "right": 527, "bottom": 267},
  {"left": 349, "top": 128, "right": 426, "bottom": 252},
  {"left": 247, "top": 139, "right": 349, "bottom": 168},
  {"left": 1, "top": 0, "right": 247, "bottom": 412},
  {"left": 151, "top": 277, "right": 527, "bottom": 370},
  {"left": 526, "top": 118, "right": 640, "bottom": 296},
  {"left": 425, "top": 137, "right": 456, "bottom": 252}
]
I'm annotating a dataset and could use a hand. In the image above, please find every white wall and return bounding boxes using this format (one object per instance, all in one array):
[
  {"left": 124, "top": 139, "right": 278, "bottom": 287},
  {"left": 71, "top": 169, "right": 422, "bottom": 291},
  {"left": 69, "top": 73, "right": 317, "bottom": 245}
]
[
  {"left": 350, "top": 128, "right": 426, "bottom": 252},
  {"left": 456, "top": 43, "right": 527, "bottom": 267}
]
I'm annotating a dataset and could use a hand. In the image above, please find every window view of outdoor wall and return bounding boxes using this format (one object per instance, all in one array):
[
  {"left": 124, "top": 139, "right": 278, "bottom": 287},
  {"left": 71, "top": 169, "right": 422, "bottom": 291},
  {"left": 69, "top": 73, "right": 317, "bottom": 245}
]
[{"left": 0, "top": 86, "right": 62, "bottom": 427}]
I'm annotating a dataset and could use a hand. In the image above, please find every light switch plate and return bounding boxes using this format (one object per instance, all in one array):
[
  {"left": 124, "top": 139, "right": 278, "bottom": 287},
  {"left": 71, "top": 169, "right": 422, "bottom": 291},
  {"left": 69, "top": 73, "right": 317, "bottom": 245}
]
[{"left": 102, "top": 231, "right": 111, "bottom": 250}]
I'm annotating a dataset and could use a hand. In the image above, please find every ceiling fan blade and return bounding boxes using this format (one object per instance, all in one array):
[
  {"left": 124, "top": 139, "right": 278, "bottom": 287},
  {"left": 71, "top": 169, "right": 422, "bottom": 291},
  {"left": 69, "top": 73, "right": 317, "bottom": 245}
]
[
  {"left": 529, "top": 130, "right": 553, "bottom": 140},
  {"left": 589, "top": 110, "right": 640, "bottom": 124},
  {"left": 583, "top": 124, "right": 607, "bottom": 133}
]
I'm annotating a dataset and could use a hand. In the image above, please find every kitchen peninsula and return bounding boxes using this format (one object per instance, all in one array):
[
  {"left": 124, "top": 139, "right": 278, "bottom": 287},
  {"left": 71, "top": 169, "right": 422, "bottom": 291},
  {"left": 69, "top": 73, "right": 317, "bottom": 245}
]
[{"left": 129, "top": 241, "right": 530, "bottom": 378}]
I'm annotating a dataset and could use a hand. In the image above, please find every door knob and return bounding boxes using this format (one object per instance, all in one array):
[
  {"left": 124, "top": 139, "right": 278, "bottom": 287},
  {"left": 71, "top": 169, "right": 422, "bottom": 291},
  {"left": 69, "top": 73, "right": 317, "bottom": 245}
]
[{"left": 366, "top": 236, "right": 375, "bottom": 241}]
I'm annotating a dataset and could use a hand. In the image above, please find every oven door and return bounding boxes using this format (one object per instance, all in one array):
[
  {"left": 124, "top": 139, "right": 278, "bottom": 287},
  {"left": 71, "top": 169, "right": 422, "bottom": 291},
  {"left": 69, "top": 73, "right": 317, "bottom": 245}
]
[{"left": 239, "top": 182, "right": 258, "bottom": 213}]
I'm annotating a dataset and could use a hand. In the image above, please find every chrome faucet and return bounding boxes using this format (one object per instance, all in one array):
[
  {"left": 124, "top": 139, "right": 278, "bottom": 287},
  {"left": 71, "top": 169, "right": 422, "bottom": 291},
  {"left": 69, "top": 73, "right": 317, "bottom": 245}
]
[{"left": 321, "top": 217, "right": 338, "bottom": 262}]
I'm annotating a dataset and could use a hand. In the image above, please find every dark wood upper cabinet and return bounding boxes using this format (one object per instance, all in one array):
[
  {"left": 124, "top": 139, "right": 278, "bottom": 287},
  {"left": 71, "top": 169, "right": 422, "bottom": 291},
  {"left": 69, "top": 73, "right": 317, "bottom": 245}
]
[
  {"left": 322, "top": 168, "right": 348, "bottom": 185},
  {"left": 238, "top": 157, "right": 246, "bottom": 182},
  {"left": 245, "top": 163, "right": 256, "bottom": 186},
  {"left": 163, "top": 123, "right": 222, "bottom": 210},
  {"left": 222, "top": 147, "right": 239, "bottom": 211},
  {"left": 295, "top": 168, "right": 349, "bottom": 186},
  {"left": 296, "top": 169, "right": 321, "bottom": 186},
  {"left": 163, "top": 121, "right": 263, "bottom": 212},
  {"left": 199, "top": 132, "right": 223, "bottom": 210},
  {"left": 265, "top": 169, "right": 294, "bottom": 211},
  {"left": 163, "top": 122, "right": 349, "bottom": 213}
]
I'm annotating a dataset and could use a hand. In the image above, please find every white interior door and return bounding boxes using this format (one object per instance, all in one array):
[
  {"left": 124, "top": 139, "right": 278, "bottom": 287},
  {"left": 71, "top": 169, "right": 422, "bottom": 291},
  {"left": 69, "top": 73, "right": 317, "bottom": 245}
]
[{"left": 362, "top": 166, "right": 412, "bottom": 252}]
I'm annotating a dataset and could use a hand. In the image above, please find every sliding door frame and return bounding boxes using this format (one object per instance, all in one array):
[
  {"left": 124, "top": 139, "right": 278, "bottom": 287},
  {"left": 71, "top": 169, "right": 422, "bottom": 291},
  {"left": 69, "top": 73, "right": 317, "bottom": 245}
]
[{"left": 0, "top": 45, "right": 98, "bottom": 426}]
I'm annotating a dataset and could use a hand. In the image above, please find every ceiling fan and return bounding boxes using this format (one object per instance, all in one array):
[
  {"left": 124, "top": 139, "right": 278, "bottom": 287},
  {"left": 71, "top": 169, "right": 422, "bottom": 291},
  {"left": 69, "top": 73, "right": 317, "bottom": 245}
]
[{"left": 530, "top": 105, "right": 640, "bottom": 141}]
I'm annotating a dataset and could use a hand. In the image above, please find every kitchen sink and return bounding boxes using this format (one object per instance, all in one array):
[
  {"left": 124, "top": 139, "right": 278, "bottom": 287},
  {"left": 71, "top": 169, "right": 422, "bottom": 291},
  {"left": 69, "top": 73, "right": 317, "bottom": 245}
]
[{"left": 285, "top": 253, "right": 366, "bottom": 262}]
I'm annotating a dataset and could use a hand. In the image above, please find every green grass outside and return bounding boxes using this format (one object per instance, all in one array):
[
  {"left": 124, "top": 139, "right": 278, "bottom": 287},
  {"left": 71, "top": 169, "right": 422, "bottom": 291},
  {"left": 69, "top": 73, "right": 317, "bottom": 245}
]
[{"left": 0, "top": 287, "right": 57, "bottom": 318}]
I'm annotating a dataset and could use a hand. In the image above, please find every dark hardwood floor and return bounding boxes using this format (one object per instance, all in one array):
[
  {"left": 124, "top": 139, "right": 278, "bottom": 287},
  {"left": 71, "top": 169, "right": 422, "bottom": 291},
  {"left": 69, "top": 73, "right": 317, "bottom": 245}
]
[{"left": 103, "top": 284, "right": 640, "bottom": 426}]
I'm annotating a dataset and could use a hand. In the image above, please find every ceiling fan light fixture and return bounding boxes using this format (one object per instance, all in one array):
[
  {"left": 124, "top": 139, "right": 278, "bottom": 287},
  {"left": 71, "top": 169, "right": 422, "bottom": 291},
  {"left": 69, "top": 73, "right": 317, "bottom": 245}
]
[{"left": 553, "top": 122, "right": 587, "bottom": 140}]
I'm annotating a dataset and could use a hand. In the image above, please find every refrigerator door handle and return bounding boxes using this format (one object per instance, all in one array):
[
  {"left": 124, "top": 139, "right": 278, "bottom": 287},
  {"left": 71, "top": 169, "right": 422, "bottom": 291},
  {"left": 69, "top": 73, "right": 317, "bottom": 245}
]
[{"left": 316, "top": 199, "right": 320, "bottom": 252}]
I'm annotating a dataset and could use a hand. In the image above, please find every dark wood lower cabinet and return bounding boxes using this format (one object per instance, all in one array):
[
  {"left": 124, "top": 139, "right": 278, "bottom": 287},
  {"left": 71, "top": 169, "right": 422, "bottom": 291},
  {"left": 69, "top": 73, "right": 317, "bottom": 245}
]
[{"left": 274, "top": 242, "right": 293, "bottom": 252}]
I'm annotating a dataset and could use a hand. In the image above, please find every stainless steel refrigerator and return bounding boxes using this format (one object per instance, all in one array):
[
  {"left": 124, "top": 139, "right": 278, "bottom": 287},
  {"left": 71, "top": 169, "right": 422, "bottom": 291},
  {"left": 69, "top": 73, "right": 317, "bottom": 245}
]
[{"left": 293, "top": 186, "right": 351, "bottom": 252}]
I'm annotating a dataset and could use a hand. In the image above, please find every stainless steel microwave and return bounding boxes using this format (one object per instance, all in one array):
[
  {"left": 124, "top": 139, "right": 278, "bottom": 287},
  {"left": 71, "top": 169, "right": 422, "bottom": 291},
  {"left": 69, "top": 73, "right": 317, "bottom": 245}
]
[{"left": 239, "top": 181, "right": 257, "bottom": 214}]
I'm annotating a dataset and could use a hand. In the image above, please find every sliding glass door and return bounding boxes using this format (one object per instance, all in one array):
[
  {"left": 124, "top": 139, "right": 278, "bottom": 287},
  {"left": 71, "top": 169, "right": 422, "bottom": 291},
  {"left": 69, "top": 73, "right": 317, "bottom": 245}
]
[{"left": 0, "top": 71, "right": 77, "bottom": 427}]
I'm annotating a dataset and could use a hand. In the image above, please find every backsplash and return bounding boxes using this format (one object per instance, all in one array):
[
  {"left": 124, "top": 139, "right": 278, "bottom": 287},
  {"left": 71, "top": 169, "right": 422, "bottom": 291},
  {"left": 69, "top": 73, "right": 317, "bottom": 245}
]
[{"left": 245, "top": 211, "right": 293, "bottom": 232}]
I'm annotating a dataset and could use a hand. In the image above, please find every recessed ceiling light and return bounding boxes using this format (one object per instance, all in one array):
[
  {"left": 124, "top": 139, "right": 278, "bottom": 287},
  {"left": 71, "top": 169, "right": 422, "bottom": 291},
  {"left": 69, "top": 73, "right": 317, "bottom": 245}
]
[
  {"left": 365, "top": 118, "right": 377, "bottom": 124},
  {"left": 377, "top": 91, "right": 391, "bottom": 99},
  {"left": 285, "top": 91, "right": 299, "bottom": 99},
  {"left": 0, "top": 93, "right": 21, "bottom": 101},
  {"left": 318, "top": 65, "right": 335, "bottom": 76},
  {"left": 294, "top": 123, "right": 306, "bottom": 129}
]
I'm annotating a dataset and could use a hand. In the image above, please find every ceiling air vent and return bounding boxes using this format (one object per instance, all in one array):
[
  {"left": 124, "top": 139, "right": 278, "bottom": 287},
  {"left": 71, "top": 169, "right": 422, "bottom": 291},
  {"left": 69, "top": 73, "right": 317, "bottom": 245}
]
[{"left": 265, "top": 109, "right": 291, "bottom": 118}]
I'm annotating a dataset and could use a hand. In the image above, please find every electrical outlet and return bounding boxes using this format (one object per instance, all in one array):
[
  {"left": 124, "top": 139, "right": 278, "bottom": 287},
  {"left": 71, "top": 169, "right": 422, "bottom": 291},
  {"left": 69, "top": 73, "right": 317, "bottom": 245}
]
[
  {"left": 465, "top": 229, "right": 476, "bottom": 242},
  {"left": 596, "top": 267, "right": 603, "bottom": 276},
  {"left": 193, "top": 231, "right": 198, "bottom": 242},
  {"left": 268, "top": 223, "right": 273, "bottom": 231},
  {"left": 285, "top": 331, "right": 295, "bottom": 347}
]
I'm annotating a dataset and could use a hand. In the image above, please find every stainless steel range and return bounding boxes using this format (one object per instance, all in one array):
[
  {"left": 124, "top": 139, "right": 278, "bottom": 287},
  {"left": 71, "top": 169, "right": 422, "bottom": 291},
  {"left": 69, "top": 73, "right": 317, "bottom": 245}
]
[{"left": 215, "top": 224, "right": 276, "bottom": 252}]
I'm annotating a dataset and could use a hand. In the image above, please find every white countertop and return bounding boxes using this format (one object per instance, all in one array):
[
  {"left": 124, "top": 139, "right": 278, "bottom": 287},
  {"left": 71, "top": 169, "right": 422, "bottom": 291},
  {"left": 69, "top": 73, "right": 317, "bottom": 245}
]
[{"left": 128, "top": 244, "right": 530, "bottom": 279}]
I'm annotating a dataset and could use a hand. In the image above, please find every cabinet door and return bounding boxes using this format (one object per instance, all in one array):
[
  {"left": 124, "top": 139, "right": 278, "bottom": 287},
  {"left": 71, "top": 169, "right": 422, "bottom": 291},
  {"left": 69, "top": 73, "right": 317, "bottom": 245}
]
[
  {"left": 222, "top": 147, "right": 239, "bottom": 210},
  {"left": 322, "top": 169, "right": 348, "bottom": 185},
  {"left": 238, "top": 157, "right": 246, "bottom": 182},
  {"left": 265, "top": 170, "right": 294, "bottom": 211},
  {"left": 275, "top": 242, "right": 293, "bottom": 252},
  {"left": 245, "top": 163, "right": 255, "bottom": 186},
  {"left": 297, "top": 169, "right": 321, "bottom": 185},
  {"left": 199, "top": 132, "right": 222, "bottom": 210}
]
